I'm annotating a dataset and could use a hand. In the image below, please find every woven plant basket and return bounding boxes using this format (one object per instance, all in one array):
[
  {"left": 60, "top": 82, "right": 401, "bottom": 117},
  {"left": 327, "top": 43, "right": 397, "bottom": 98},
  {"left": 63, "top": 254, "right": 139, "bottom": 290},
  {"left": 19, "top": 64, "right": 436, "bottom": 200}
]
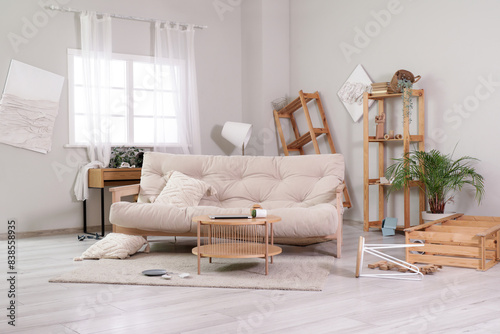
[
  {"left": 389, "top": 70, "right": 421, "bottom": 93},
  {"left": 271, "top": 96, "right": 288, "bottom": 111}
]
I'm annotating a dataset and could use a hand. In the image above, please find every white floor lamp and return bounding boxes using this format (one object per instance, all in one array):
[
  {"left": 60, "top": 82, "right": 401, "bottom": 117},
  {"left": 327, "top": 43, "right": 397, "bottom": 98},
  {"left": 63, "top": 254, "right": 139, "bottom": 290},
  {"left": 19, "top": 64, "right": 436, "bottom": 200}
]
[{"left": 221, "top": 121, "right": 252, "bottom": 155}]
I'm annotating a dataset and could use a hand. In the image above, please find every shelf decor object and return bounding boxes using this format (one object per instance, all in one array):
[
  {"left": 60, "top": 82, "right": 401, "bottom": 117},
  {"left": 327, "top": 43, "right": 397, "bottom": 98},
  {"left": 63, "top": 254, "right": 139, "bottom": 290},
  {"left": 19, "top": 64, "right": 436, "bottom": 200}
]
[
  {"left": 389, "top": 69, "right": 421, "bottom": 93},
  {"left": 390, "top": 69, "right": 421, "bottom": 123},
  {"left": 337, "top": 64, "right": 374, "bottom": 122},
  {"left": 363, "top": 89, "right": 426, "bottom": 231}
]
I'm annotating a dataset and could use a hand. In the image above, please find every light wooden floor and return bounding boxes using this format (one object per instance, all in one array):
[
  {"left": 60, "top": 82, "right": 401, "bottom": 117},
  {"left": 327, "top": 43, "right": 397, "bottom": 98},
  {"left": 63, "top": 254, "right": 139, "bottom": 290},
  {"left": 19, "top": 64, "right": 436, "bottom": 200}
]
[{"left": 2, "top": 221, "right": 500, "bottom": 334}]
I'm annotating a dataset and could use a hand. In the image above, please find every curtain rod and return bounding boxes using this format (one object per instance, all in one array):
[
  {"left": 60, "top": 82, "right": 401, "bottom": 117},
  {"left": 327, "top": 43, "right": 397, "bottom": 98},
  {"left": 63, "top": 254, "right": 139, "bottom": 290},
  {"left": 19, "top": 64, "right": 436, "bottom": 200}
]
[{"left": 45, "top": 5, "right": 208, "bottom": 30}]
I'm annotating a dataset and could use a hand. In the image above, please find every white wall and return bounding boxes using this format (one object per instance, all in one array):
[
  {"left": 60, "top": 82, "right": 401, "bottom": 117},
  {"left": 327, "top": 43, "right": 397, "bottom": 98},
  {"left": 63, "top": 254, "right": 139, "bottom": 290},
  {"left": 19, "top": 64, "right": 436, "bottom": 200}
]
[
  {"left": 3, "top": 0, "right": 499, "bottom": 234},
  {"left": 241, "top": 0, "right": 290, "bottom": 156},
  {"left": 289, "top": 0, "right": 500, "bottom": 223},
  {"left": 0, "top": 0, "right": 242, "bottom": 233}
]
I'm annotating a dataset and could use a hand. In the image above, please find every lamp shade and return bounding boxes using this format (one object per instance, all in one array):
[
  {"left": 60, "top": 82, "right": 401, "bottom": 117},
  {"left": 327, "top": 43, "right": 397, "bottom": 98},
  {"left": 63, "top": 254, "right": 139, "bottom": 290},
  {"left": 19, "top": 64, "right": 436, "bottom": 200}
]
[{"left": 221, "top": 122, "right": 252, "bottom": 151}]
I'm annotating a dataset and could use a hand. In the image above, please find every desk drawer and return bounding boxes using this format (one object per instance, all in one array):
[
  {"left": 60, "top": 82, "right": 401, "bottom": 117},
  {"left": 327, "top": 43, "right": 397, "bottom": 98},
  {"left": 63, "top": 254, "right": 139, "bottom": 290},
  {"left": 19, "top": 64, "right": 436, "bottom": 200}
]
[
  {"left": 89, "top": 168, "right": 141, "bottom": 188},
  {"left": 103, "top": 169, "right": 141, "bottom": 181}
]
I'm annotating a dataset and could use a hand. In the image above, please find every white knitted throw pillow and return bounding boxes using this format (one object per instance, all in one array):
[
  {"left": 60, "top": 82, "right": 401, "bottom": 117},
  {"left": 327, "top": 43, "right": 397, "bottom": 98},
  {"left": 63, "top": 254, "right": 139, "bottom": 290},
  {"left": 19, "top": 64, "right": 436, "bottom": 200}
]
[
  {"left": 74, "top": 233, "right": 150, "bottom": 261},
  {"left": 153, "top": 171, "right": 217, "bottom": 207}
]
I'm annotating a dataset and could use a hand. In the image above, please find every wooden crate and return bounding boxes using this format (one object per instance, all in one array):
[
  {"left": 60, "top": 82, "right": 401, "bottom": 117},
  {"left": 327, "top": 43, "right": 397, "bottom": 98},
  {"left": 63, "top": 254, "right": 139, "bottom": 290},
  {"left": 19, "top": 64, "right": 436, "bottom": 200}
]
[{"left": 405, "top": 214, "right": 500, "bottom": 271}]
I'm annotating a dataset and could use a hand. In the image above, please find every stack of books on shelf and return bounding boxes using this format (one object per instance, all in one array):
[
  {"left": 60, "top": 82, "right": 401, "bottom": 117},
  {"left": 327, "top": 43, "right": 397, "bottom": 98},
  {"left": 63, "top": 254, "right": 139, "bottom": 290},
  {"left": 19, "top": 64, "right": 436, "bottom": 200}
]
[{"left": 371, "top": 82, "right": 392, "bottom": 95}]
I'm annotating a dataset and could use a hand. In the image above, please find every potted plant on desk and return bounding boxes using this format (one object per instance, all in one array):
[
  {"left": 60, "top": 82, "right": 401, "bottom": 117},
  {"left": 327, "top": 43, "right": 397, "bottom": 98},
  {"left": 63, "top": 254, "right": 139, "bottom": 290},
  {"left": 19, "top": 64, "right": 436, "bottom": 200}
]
[
  {"left": 109, "top": 147, "right": 144, "bottom": 168},
  {"left": 385, "top": 148, "right": 485, "bottom": 221}
]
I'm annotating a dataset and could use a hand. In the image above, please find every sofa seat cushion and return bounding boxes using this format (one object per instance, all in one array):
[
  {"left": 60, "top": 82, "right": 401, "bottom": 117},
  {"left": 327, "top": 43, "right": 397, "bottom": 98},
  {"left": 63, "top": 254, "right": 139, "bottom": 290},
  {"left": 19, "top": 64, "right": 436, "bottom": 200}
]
[
  {"left": 110, "top": 203, "right": 249, "bottom": 234},
  {"left": 185, "top": 204, "right": 339, "bottom": 238},
  {"left": 110, "top": 202, "right": 191, "bottom": 234},
  {"left": 263, "top": 204, "right": 339, "bottom": 238},
  {"left": 110, "top": 202, "right": 339, "bottom": 238}
]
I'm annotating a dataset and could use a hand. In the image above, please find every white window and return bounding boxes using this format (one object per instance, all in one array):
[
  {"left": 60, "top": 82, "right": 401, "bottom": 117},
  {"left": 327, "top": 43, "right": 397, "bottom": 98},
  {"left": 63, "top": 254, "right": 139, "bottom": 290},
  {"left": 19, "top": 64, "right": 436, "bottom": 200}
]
[{"left": 67, "top": 49, "right": 180, "bottom": 146}]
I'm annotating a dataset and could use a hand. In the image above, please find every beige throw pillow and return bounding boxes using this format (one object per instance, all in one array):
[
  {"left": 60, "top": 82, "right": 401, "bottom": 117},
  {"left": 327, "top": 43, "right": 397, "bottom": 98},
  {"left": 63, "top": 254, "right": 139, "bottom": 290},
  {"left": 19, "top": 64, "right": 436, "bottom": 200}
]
[
  {"left": 74, "top": 233, "right": 149, "bottom": 261},
  {"left": 154, "top": 171, "right": 217, "bottom": 207}
]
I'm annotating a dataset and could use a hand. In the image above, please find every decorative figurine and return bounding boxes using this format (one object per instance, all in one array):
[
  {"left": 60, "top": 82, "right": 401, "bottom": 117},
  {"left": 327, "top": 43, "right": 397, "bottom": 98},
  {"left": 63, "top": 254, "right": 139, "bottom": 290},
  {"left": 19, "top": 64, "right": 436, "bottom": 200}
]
[{"left": 375, "top": 112, "right": 385, "bottom": 139}]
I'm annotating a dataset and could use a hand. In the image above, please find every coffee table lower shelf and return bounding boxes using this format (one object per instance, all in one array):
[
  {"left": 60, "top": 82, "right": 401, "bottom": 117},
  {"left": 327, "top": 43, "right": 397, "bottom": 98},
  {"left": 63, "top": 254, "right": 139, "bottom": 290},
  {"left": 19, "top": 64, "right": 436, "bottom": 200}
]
[
  {"left": 193, "top": 243, "right": 282, "bottom": 258},
  {"left": 192, "top": 243, "right": 282, "bottom": 275}
]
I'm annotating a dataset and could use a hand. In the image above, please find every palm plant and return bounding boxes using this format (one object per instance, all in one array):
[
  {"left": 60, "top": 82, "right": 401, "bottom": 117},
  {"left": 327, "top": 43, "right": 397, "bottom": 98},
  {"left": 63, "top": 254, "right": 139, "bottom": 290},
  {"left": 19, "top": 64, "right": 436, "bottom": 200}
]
[{"left": 385, "top": 149, "right": 485, "bottom": 214}]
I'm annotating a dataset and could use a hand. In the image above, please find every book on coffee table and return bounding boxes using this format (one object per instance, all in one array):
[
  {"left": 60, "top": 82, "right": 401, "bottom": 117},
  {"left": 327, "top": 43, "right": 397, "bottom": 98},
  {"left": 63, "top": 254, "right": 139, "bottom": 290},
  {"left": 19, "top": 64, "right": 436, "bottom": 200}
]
[{"left": 208, "top": 214, "right": 252, "bottom": 219}]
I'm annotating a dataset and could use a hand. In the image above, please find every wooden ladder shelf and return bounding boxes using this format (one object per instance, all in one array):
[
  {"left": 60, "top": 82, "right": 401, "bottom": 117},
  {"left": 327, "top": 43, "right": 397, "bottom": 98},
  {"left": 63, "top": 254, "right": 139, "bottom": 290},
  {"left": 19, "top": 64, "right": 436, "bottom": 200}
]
[{"left": 273, "top": 90, "right": 352, "bottom": 208}]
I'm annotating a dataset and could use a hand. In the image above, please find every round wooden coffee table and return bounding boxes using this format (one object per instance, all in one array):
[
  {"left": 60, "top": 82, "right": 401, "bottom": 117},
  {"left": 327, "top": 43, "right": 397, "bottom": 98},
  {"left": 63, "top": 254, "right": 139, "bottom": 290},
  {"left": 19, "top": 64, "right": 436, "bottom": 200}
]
[{"left": 191, "top": 215, "right": 282, "bottom": 275}]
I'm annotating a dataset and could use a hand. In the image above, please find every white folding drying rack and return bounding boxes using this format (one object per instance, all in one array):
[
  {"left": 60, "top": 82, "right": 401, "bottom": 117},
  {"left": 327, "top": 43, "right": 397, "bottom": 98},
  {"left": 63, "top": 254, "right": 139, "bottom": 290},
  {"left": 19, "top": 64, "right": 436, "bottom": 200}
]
[{"left": 355, "top": 236, "right": 424, "bottom": 281}]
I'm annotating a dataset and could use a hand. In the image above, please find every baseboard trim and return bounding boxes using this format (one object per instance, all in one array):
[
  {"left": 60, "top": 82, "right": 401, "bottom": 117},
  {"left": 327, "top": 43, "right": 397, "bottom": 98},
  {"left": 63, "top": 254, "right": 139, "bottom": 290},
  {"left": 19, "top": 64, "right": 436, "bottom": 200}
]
[
  {"left": 0, "top": 220, "right": 362, "bottom": 240},
  {"left": 0, "top": 226, "right": 112, "bottom": 240}
]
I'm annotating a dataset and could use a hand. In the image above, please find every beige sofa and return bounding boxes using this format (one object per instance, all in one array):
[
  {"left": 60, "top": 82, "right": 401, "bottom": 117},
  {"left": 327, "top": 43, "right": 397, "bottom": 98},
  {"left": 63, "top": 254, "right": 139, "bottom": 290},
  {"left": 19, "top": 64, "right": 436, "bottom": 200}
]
[{"left": 109, "top": 152, "right": 345, "bottom": 257}]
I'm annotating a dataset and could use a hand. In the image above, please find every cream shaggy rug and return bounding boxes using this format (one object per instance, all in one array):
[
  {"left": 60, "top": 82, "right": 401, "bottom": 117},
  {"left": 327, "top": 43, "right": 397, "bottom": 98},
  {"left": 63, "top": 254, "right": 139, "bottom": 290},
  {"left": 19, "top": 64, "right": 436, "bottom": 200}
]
[{"left": 50, "top": 252, "right": 333, "bottom": 291}]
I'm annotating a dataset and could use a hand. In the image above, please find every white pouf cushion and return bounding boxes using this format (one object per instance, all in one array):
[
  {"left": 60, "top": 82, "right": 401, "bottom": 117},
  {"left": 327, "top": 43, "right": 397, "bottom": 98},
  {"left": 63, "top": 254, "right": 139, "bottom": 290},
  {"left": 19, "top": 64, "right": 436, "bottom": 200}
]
[{"left": 74, "top": 233, "right": 149, "bottom": 261}]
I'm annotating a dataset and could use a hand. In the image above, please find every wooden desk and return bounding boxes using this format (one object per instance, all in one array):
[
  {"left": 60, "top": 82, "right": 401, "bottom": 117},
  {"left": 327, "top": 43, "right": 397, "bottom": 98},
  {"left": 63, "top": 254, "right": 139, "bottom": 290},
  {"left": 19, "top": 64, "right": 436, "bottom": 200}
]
[{"left": 84, "top": 168, "right": 142, "bottom": 236}]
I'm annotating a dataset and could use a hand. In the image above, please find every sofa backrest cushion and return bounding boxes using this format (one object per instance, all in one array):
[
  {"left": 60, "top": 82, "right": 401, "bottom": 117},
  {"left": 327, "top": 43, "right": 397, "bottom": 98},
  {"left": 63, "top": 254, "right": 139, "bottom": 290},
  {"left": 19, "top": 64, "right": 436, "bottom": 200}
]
[{"left": 138, "top": 152, "right": 344, "bottom": 209}]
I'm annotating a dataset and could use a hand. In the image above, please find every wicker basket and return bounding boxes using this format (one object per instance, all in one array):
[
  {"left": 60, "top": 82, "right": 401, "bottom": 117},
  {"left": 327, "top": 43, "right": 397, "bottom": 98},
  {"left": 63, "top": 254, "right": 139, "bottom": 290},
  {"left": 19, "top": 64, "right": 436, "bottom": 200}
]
[
  {"left": 271, "top": 96, "right": 288, "bottom": 111},
  {"left": 389, "top": 70, "right": 421, "bottom": 93}
]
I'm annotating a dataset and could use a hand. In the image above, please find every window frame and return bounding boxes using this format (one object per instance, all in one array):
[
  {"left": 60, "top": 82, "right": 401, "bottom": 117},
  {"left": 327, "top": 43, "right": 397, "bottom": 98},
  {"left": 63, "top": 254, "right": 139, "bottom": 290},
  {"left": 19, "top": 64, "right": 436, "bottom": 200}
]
[{"left": 67, "top": 48, "right": 183, "bottom": 148}]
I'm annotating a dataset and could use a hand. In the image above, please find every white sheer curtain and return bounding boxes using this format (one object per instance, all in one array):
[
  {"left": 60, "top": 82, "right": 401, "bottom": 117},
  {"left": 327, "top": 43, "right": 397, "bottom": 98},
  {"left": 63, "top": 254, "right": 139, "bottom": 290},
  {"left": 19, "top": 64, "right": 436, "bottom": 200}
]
[
  {"left": 74, "top": 12, "right": 113, "bottom": 201},
  {"left": 153, "top": 22, "right": 201, "bottom": 154}
]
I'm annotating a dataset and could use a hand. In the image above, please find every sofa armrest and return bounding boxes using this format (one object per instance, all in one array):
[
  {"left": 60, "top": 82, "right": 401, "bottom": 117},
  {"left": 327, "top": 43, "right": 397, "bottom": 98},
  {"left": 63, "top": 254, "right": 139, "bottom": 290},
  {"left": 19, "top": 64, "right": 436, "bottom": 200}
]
[
  {"left": 335, "top": 183, "right": 345, "bottom": 209},
  {"left": 109, "top": 184, "right": 140, "bottom": 203},
  {"left": 335, "top": 183, "right": 345, "bottom": 194},
  {"left": 335, "top": 183, "right": 345, "bottom": 258}
]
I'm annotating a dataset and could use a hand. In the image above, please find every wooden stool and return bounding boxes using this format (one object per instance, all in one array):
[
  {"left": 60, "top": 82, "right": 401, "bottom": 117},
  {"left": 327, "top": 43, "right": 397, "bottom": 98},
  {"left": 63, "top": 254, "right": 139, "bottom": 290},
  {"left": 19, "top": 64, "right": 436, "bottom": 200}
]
[{"left": 355, "top": 236, "right": 424, "bottom": 280}]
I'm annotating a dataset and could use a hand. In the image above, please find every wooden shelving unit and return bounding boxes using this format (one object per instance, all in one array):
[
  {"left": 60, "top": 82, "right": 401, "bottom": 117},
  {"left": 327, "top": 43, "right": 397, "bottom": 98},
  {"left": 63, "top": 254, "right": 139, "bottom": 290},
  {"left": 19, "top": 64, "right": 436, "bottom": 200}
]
[{"left": 363, "top": 90, "right": 426, "bottom": 232}]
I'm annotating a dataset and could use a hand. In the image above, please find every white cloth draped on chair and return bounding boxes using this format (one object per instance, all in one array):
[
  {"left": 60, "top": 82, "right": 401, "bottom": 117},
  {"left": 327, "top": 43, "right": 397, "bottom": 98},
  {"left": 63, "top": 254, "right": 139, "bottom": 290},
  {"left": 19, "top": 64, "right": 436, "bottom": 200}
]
[
  {"left": 153, "top": 22, "right": 201, "bottom": 154},
  {"left": 74, "top": 11, "right": 113, "bottom": 201}
]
